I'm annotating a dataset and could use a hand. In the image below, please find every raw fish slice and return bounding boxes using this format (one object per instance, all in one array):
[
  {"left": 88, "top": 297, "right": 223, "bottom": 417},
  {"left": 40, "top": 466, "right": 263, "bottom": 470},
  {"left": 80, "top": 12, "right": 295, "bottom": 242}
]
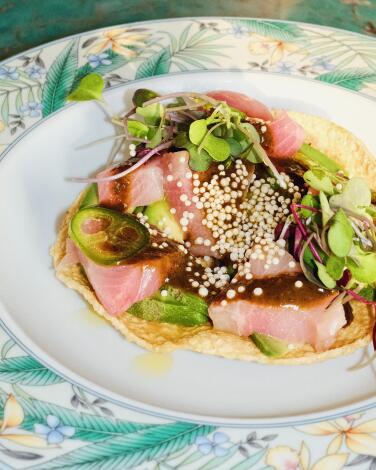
[
  {"left": 207, "top": 90, "right": 273, "bottom": 121},
  {"left": 209, "top": 275, "right": 345, "bottom": 350}
]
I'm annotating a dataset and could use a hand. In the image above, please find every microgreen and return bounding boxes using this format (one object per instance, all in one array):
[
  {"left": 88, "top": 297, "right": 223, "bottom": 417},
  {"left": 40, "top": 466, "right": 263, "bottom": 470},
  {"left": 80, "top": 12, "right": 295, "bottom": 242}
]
[
  {"left": 174, "top": 133, "right": 212, "bottom": 171},
  {"left": 226, "top": 137, "right": 243, "bottom": 156},
  {"left": 315, "top": 261, "right": 336, "bottom": 289},
  {"left": 328, "top": 209, "right": 354, "bottom": 257},
  {"left": 299, "top": 143, "right": 343, "bottom": 173},
  {"left": 319, "top": 191, "right": 334, "bottom": 226},
  {"left": 243, "top": 142, "right": 264, "bottom": 164},
  {"left": 304, "top": 169, "right": 334, "bottom": 194},
  {"left": 203, "top": 133, "right": 231, "bottom": 161},
  {"left": 132, "top": 88, "right": 159, "bottom": 107},
  {"left": 359, "top": 286, "right": 376, "bottom": 301},
  {"left": 237, "top": 122, "right": 261, "bottom": 144},
  {"left": 188, "top": 119, "right": 230, "bottom": 162},
  {"left": 136, "top": 103, "right": 164, "bottom": 126},
  {"left": 326, "top": 255, "right": 345, "bottom": 281},
  {"left": 67, "top": 73, "right": 105, "bottom": 102},
  {"left": 127, "top": 119, "right": 149, "bottom": 138},
  {"left": 348, "top": 245, "right": 376, "bottom": 283},
  {"left": 147, "top": 126, "right": 163, "bottom": 148},
  {"left": 300, "top": 194, "right": 319, "bottom": 218},
  {"left": 329, "top": 177, "right": 372, "bottom": 217},
  {"left": 189, "top": 119, "right": 207, "bottom": 145}
]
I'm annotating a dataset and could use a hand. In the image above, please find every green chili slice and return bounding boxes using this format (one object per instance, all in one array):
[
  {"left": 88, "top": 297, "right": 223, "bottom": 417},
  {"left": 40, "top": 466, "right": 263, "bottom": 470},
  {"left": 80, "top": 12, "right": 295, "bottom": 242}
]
[{"left": 69, "top": 206, "right": 150, "bottom": 265}]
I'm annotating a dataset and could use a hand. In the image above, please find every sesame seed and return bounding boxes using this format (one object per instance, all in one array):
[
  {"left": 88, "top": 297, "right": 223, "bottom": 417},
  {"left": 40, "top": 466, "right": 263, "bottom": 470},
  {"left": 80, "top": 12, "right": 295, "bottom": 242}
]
[
  {"left": 220, "top": 299, "right": 228, "bottom": 306},
  {"left": 295, "top": 280, "right": 303, "bottom": 288},
  {"left": 177, "top": 181, "right": 183, "bottom": 188},
  {"left": 253, "top": 287, "right": 263, "bottom": 296},
  {"left": 288, "top": 261, "right": 296, "bottom": 268},
  {"left": 160, "top": 290, "right": 168, "bottom": 297},
  {"left": 166, "top": 175, "right": 173, "bottom": 182},
  {"left": 238, "top": 286, "right": 246, "bottom": 293}
]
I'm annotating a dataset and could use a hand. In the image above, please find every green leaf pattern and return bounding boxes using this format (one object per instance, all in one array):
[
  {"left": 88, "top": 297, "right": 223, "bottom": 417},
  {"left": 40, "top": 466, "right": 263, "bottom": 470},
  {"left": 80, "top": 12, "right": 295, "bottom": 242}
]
[
  {"left": 42, "top": 40, "right": 78, "bottom": 116},
  {"left": 0, "top": 356, "right": 63, "bottom": 385},
  {"left": 34, "top": 423, "right": 215, "bottom": 470}
]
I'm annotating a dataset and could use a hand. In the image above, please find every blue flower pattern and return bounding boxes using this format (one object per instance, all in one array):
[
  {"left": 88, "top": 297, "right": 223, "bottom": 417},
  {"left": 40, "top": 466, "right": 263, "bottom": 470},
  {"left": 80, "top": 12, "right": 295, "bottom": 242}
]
[
  {"left": 20, "top": 102, "right": 43, "bottom": 117},
  {"left": 88, "top": 52, "right": 112, "bottom": 68},
  {"left": 311, "top": 57, "right": 335, "bottom": 71},
  {"left": 196, "top": 432, "right": 230, "bottom": 457},
  {"left": 274, "top": 61, "right": 295, "bottom": 73},
  {"left": 26, "top": 64, "right": 46, "bottom": 79},
  {"left": 35, "top": 415, "right": 75, "bottom": 444},
  {"left": 229, "top": 24, "right": 248, "bottom": 38},
  {"left": 0, "top": 65, "right": 19, "bottom": 80}
]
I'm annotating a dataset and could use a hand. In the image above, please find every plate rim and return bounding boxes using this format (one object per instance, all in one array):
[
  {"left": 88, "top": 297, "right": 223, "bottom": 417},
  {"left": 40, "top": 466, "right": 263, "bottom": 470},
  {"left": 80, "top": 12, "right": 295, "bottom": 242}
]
[
  {"left": 1, "top": 15, "right": 375, "bottom": 70},
  {"left": 1, "top": 66, "right": 375, "bottom": 427}
]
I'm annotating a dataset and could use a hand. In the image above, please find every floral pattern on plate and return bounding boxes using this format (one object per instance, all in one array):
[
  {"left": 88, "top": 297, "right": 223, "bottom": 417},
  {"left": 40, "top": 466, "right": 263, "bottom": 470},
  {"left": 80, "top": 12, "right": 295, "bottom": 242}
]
[{"left": 0, "top": 18, "right": 375, "bottom": 469}]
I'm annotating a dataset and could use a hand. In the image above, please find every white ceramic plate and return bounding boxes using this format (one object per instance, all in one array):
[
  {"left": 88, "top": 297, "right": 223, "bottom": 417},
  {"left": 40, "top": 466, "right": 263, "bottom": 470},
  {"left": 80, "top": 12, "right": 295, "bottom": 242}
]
[{"left": 0, "top": 70, "right": 375, "bottom": 425}]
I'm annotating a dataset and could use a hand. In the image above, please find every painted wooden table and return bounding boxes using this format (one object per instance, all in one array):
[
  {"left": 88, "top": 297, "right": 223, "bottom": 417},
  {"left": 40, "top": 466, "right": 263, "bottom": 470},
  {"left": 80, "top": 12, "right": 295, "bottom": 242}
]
[{"left": 1, "top": 0, "right": 376, "bottom": 60}]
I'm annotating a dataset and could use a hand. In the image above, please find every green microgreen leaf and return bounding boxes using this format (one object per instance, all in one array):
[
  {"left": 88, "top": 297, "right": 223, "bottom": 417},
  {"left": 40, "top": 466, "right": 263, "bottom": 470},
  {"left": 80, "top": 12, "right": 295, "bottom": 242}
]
[
  {"left": 237, "top": 122, "right": 261, "bottom": 144},
  {"left": 359, "top": 286, "right": 376, "bottom": 301},
  {"left": 127, "top": 119, "right": 149, "bottom": 138},
  {"left": 366, "top": 205, "right": 376, "bottom": 217},
  {"left": 304, "top": 169, "right": 334, "bottom": 194},
  {"left": 226, "top": 138, "right": 243, "bottom": 156},
  {"left": 189, "top": 119, "right": 207, "bottom": 145},
  {"left": 329, "top": 177, "right": 372, "bottom": 217},
  {"left": 242, "top": 143, "right": 263, "bottom": 163},
  {"left": 314, "top": 261, "right": 336, "bottom": 289},
  {"left": 299, "top": 143, "right": 343, "bottom": 173},
  {"left": 204, "top": 134, "right": 231, "bottom": 161},
  {"left": 132, "top": 88, "right": 159, "bottom": 107},
  {"left": 67, "top": 73, "right": 104, "bottom": 102},
  {"left": 174, "top": 133, "right": 212, "bottom": 171},
  {"left": 319, "top": 191, "right": 334, "bottom": 226},
  {"left": 300, "top": 194, "right": 319, "bottom": 218},
  {"left": 347, "top": 245, "right": 376, "bottom": 283},
  {"left": 326, "top": 254, "right": 345, "bottom": 280},
  {"left": 328, "top": 208, "right": 354, "bottom": 257},
  {"left": 147, "top": 126, "right": 163, "bottom": 148},
  {"left": 136, "top": 103, "right": 164, "bottom": 126},
  {"left": 303, "top": 246, "right": 316, "bottom": 270}
]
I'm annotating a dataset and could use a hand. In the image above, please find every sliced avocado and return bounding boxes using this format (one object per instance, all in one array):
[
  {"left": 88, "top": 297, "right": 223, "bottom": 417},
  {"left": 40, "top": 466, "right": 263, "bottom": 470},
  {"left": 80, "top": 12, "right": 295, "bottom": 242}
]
[
  {"left": 145, "top": 199, "right": 184, "bottom": 243},
  {"left": 251, "top": 333, "right": 289, "bottom": 358},
  {"left": 128, "top": 286, "right": 208, "bottom": 326},
  {"left": 80, "top": 183, "right": 98, "bottom": 208}
]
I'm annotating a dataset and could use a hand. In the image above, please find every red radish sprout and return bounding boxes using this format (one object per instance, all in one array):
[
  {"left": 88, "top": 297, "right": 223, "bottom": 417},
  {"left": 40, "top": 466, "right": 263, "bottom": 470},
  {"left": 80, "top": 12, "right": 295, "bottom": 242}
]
[
  {"left": 290, "top": 203, "right": 323, "bottom": 263},
  {"left": 70, "top": 140, "right": 173, "bottom": 183}
]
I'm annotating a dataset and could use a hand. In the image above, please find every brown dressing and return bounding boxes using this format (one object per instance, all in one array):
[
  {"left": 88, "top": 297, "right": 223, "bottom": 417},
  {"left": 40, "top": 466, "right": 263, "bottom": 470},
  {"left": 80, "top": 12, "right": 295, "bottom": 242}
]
[{"left": 217, "top": 274, "right": 337, "bottom": 309}]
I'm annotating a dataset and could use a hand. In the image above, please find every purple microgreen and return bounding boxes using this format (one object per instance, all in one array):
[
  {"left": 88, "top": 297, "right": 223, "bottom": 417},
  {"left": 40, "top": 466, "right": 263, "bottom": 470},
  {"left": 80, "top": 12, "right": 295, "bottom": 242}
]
[
  {"left": 69, "top": 140, "right": 173, "bottom": 183},
  {"left": 346, "top": 289, "right": 376, "bottom": 305},
  {"left": 290, "top": 203, "right": 323, "bottom": 263},
  {"left": 338, "top": 269, "right": 351, "bottom": 287},
  {"left": 293, "top": 204, "right": 320, "bottom": 213},
  {"left": 143, "top": 91, "right": 219, "bottom": 107}
]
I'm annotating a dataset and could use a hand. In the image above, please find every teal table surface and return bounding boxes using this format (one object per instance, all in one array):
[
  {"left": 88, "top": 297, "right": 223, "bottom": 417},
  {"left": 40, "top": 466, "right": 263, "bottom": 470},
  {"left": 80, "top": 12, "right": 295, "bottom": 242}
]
[{"left": 1, "top": 0, "right": 376, "bottom": 60}]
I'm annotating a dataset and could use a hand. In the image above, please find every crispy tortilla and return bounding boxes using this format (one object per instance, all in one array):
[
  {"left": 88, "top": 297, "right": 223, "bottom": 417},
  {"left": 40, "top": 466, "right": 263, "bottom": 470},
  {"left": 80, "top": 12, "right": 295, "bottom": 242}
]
[{"left": 52, "top": 111, "right": 376, "bottom": 365}]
